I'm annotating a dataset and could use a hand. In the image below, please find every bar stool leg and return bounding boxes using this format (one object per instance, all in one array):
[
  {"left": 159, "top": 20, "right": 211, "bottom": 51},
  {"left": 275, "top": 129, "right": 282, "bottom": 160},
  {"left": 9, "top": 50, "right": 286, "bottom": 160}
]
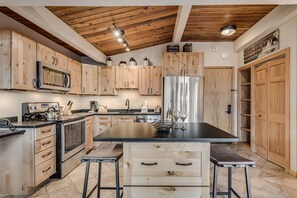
[
  {"left": 82, "top": 161, "right": 91, "bottom": 198},
  {"left": 97, "top": 161, "right": 102, "bottom": 198},
  {"left": 212, "top": 164, "right": 218, "bottom": 198},
  {"left": 228, "top": 167, "right": 232, "bottom": 198},
  {"left": 245, "top": 166, "right": 252, "bottom": 198},
  {"left": 115, "top": 160, "right": 120, "bottom": 198}
]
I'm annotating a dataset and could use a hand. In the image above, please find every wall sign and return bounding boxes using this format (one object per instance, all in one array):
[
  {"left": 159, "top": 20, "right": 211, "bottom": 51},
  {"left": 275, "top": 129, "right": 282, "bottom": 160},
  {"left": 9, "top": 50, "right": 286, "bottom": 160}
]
[{"left": 244, "top": 29, "right": 279, "bottom": 64}]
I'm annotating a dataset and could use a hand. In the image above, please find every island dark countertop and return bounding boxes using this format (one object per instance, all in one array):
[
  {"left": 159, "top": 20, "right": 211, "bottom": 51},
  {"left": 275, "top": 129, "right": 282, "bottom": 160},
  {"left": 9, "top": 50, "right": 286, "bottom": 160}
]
[
  {"left": 0, "top": 129, "right": 25, "bottom": 138},
  {"left": 93, "top": 122, "right": 239, "bottom": 143}
]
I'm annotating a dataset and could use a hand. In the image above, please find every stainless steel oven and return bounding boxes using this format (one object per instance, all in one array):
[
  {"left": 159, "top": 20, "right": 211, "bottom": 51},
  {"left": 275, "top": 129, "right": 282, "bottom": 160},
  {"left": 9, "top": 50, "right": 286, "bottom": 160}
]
[{"left": 56, "top": 118, "right": 86, "bottom": 178}]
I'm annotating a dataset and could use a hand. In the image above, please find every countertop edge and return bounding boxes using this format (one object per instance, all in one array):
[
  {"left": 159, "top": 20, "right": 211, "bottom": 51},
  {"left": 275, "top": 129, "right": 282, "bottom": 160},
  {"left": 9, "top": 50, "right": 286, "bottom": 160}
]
[{"left": 0, "top": 129, "right": 25, "bottom": 138}]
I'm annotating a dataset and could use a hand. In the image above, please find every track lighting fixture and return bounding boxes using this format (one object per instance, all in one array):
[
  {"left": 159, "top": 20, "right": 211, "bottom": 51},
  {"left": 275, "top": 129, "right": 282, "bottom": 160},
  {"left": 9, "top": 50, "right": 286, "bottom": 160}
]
[{"left": 112, "top": 22, "right": 130, "bottom": 51}]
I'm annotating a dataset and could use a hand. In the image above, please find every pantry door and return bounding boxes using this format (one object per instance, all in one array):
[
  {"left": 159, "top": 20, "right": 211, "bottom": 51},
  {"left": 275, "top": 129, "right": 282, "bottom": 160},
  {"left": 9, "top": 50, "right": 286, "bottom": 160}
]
[{"left": 204, "top": 67, "right": 233, "bottom": 133}]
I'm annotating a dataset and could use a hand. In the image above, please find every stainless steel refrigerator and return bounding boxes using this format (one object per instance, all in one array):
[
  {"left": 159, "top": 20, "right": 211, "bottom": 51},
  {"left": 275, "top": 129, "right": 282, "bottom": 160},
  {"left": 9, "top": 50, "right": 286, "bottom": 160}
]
[{"left": 162, "top": 76, "right": 204, "bottom": 123}]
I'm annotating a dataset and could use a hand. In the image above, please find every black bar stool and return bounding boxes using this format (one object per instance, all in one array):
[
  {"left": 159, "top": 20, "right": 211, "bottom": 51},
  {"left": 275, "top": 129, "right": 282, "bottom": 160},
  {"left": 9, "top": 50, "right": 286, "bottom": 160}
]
[
  {"left": 81, "top": 143, "right": 123, "bottom": 198},
  {"left": 210, "top": 146, "right": 256, "bottom": 198}
]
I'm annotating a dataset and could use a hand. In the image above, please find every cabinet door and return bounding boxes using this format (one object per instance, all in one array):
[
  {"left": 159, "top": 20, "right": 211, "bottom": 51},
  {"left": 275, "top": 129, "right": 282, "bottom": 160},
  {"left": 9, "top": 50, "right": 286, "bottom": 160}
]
[
  {"left": 150, "top": 66, "right": 162, "bottom": 95},
  {"left": 98, "top": 66, "right": 118, "bottom": 95},
  {"left": 184, "top": 52, "right": 204, "bottom": 77},
  {"left": 54, "top": 51, "right": 68, "bottom": 70},
  {"left": 86, "top": 117, "right": 94, "bottom": 152},
  {"left": 255, "top": 63, "right": 268, "bottom": 158},
  {"left": 126, "top": 66, "right": 139, "bottom": 89},
  {"left": 82, "top": 64, "right": 98, "bottom": 95},
  {"left": 163, "top": 53, "right": 182, "bottom": 76},
  {"left": 68, "top": 58, "right": 81, "bottom": 94},
  {"left": 115, "top": 66, "right": 126, "bottom": 89},
  {"left": 11, "top": 32, "right": 37, "bottom": 90},
  {"left": 138, "top": 66, "right": 151, "bottom": 95},
  {"left": 37, "top": 43, "right": 55, "bottom": 65}
]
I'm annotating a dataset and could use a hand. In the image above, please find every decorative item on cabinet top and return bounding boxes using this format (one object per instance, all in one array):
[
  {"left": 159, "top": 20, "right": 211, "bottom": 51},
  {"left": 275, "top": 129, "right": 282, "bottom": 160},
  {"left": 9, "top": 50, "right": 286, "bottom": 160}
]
[
  {"left": 119, "top": 61, "right": 127, "bottom": 66},
  {"left": 106, "top": 57, "right": 113, "bottom": 66},
  {"left": 183, "top": 43, "right": 192, "bottom": 52},
  {"left": 129, "top": 58, "right": 137, "bottom": 66}
]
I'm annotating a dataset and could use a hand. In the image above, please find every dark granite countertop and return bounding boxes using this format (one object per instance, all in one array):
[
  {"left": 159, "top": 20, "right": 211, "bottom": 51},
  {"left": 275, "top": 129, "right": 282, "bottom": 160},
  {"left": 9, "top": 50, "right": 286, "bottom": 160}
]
[
  {"left": 0, "top": 129, "right": 25, "bottom": 138},
  {"left": 93, "top": 122, "right": 239, "bottom": 143},
  {"left": 72, "top": 109, "right": 161, "bottom": 117},
  {"left": 6, "top": 121, "right": 56, "bottom": 128}
]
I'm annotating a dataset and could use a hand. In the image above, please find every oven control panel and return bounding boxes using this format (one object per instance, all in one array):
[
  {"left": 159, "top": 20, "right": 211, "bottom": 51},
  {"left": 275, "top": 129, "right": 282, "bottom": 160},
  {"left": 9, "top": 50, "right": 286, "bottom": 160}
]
[{"left": 23, "top": 102, "right": 60, "bottom": 113}]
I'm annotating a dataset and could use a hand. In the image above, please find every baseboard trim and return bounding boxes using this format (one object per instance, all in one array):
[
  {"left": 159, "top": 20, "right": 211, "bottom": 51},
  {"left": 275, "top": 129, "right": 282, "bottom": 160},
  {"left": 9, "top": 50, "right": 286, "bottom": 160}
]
[{"left": 288, "top": 169, "right": 297, "bottom": 177}]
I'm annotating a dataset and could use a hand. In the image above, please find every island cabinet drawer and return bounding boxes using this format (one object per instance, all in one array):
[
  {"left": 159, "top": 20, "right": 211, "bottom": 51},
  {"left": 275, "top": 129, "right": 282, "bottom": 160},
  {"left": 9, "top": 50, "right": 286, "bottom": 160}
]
[
  {"left": 124, "top": 187, "right": 209, "bottom": 198},
  {"left": 35, "top": 136, "right": 56, "bottom": 153},
  {"left": 35, "top": 125, "right": 56, "bottom": 140},
  {"left": 112, "top": 116, "right": 136, "bottom": 123},
  {"left": 35, "top": 146, "right": 56, "bottom": 166},
  {"left": 35, "top": 157, "right": 56, "bottom": 185},
  {"left": 123, "top": 143, "right": 210, "bottom": 186},
  {"left": 96, "top": 116, "right": 112, "bottom": 123}
]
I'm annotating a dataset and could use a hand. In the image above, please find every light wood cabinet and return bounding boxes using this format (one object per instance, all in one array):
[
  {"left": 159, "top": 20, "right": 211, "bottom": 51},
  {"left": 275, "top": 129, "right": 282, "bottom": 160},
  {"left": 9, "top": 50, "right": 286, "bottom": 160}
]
[
  {"left": 86, "top": 116, "right": 94, "bottom": 152},
  {"left": 37, "top": 43, "right": 67, "bottom": 69},
  {"left": 116, "top": 66, "right": 138, "bottom": 89},
  {"left": 68, "top": 58, "right": 82, "bottom": 95},
  {"left": 138, "top": 66, "right": 162, "bottom": 96},
  {"left": 0, "top": 30, "right": 37, "bottom": 90},
  {"left": 112, "top": 116, "right": 136, "bottom": 127},
  {"left": 98, "top": 66, "right": 118, "bottom": 95},
  {"left": 163, "top": 52, "right": 204, "bottom": 77},
  {"left": 82, "top": 64, "right": 98, "bottom": 95}
]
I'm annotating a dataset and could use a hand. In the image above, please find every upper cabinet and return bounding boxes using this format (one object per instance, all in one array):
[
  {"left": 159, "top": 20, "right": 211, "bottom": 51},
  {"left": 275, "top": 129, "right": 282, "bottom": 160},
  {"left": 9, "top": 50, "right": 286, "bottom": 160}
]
[
  {"left": 0, "top": 30, "right": 37, "bottom": 90},
  {"left": 98, "top": 66, "right": 118, "bottom": 96},
  {"left": 37, "top": 43, "right": 68, "bottom": 70},
  {"left": 163, "top": 52, "right": 204, "bottom": 77},
  {"left": 139, "top": 66, "right": 162, "bottom": 96},
  {"left": 115, "top": 66, "right": 138, "bottom": 89},
  {"left": 67, "top": 58, "right": 82, "bottom": 95},
  {"left": 82, "top": 64, "right": 98, "bottom": 95}
]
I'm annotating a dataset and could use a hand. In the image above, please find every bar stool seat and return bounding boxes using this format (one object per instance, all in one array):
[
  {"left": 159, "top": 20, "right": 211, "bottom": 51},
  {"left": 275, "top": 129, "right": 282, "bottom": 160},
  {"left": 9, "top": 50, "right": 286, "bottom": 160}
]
[
  {"left": 81, "top": 143, "right": 123, "bottom": 198},
  {"left": 210, "top": 146, "right": 256, "bottom": 198}
]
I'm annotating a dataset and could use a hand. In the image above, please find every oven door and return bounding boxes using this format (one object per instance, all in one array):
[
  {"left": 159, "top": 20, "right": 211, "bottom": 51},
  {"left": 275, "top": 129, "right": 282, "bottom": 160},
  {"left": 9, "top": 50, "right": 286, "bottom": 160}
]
[{"left": 61, "top": 119, "right": 86, "bottom": 162}]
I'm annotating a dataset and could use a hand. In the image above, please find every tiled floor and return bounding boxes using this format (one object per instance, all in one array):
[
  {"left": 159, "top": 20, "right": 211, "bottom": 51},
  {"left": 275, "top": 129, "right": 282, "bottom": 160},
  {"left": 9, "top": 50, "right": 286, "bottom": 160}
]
[{"left": 30, "top": 143, "right": 297, "bottom": 198}]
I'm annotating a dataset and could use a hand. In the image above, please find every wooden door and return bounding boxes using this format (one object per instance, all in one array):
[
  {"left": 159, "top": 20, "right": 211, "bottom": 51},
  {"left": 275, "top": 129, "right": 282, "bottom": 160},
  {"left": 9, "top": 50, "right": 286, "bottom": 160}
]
[
  {"left": 115, "top": 66, "right": 126, "bottom": 88},
  {"left": 68, "top": 58, "right": 81, "bottom": 94},
  {"left": 184, "top": 52, "right": 204, "bottom": 77},
  {"left": 98, "top": 66, "right": 118, "bottom": 95},
  {"left": 138, "top": 66, "right": 151, "bottom": 95},
  {"left": 150, "top": 66, "right": 162, "bottom": 95},
  {"left": 267, "top": 57, "right": 288, "bottom": 167},
  {"left": 255, "top": 63, "right": 268, "bottom": 158},
  {"left": 126, "top": 66, "right": 139, "bottom": 89},
  {"left": 204, "top": 67, "right": 233, "bottom": 133},
  {"left": 163, "top": 52, "right": 182, "bottom": 76},
  {"left": 54, "top": 51, "right": 68, "bottom": 70},
  {"left": 82, "top": 64, "right": 98, "bottom": 95},
  {"left": 37, "top": 43, "right": 54, "bottom": 65}
]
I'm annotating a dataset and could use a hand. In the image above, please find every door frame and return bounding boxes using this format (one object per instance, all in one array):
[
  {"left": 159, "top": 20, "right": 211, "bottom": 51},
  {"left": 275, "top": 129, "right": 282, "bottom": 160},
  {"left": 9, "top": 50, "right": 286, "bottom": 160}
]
[{"left": 204, "top": 66, "right": 235, "bottom": 135}]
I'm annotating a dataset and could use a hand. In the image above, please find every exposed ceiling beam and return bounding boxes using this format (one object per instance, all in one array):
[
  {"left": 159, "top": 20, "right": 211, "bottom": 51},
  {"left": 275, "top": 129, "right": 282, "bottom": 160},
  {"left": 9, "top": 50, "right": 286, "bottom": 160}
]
[
  {"left": 7, "top": 6, "right": 106, "bottom": 63},
  {"left": 234, "top": 5, "right": 297, "bottom": 52},
  {"left": 1, "top": 0, "right": 297, "bottom": 6},
  {"left": 172, "top": 5, "right": 192, "bottom": 43}
]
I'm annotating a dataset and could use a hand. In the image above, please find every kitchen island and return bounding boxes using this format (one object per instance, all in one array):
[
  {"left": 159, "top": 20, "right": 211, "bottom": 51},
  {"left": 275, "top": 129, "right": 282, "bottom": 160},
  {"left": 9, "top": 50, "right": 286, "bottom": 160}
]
[{"left": 94, "top": 122, "right": 239, "bottom": 198}]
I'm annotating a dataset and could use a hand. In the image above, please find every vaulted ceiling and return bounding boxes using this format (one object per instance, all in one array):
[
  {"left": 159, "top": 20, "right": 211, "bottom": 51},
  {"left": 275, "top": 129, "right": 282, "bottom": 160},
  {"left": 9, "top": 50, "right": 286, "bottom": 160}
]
[{"left": 0, "top": 5, "right": 277, "bottom": 56}]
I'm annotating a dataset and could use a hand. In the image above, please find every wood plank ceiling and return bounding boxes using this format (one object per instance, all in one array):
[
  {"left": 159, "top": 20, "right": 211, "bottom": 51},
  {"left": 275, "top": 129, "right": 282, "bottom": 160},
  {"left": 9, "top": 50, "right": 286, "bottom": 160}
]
[
  {"left": 182, "top": 5, "right": 277, "bottom": 42},
  {"left": 47, "top": 6, "right": 179, "bottom": 56}
]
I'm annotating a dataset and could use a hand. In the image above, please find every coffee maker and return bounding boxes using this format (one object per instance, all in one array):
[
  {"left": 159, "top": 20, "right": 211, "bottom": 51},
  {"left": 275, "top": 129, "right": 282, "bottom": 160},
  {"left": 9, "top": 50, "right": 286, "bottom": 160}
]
[{"left": 89, "top": 101, "right": 98, "bottom": 112}]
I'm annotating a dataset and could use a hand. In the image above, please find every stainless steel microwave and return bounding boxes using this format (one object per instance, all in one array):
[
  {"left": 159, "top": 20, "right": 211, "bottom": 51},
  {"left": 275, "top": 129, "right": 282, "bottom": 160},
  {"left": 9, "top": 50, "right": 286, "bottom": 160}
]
[{"left": 37, "top": 61, "right": 71, "bottom": 92}]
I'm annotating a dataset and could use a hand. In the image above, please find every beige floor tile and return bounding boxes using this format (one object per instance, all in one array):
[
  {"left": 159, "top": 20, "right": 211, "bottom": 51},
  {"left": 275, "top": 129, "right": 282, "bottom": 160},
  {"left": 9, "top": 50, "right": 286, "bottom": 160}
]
[
  {"left": 48, "top": 184, "right": 80, "bottom": 198},
  {"left": 45, "top": 176, "right": 73, "bottom": 193}
]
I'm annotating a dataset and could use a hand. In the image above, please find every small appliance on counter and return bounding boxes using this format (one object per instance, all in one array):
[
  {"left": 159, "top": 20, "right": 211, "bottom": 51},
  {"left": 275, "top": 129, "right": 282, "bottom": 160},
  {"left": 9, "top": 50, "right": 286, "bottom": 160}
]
[
  {"left": 89, "top": 101, "right": 98, "bottom": 112},
  {"left": 154, "top": 105, "right": 161, "bottom": 113},
  {"left": 141, "top": 99, "right": 148, "bottom": 113}
]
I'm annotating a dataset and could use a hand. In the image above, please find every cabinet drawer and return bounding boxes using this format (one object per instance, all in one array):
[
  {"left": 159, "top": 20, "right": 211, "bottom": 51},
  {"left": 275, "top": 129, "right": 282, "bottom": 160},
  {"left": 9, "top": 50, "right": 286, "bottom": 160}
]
[
  {"left": 35, "top": 136, "right": 56, "bottom": 153},
  {"left": 124, "top": 143, "right": 210, "bottom": 186},
  {"left": 35, "top": 125, "right": 55, "bottom": 140},
  {"left": 112, "top": 116, "right": 136, "bottom": 123},
  {"left": 35, "top": 157, "right": 56, "bottom": 185},
  {"left": 124, "top": 187, "right": 209, "bottom": 198},
  {"left": 96, "top": 116, "right": 112, "bottom": 123},
  {"left": 35, "top": 146, "right": 56, "bottom": 166}
]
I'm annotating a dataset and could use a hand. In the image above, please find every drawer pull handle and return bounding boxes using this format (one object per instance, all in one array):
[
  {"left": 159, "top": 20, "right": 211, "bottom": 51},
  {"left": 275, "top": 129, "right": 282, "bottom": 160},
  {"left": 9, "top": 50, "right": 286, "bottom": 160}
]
[
  {"left": 42, "top": 151, "right": 53, "bottom": 158},
  {"left": 42, "top": 140, "right": 52, "bottom": 146},
  {"left": 175, "top": 162, "right": 192, "bottom": 166},
  {"left": 42, "top": 166, "right": 51, "bottom": 173},
  {"left": 41, "top": 129, "right": 51, "bottom": 134},
  {"left": 141, "top": 162, "right": 158, "bottom": 166}
]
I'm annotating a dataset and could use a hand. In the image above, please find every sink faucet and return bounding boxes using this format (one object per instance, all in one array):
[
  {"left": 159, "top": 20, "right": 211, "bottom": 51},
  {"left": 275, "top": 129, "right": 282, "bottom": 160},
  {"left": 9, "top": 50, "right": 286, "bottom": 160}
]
[{"left": 125, "top": 99, "right": 130, "bottom": 111}]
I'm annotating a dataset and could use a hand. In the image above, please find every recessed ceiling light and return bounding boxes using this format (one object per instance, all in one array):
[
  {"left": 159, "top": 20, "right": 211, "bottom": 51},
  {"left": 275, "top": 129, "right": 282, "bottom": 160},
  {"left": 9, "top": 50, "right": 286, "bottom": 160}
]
[{"left": 220, "top": 25, "right": 237, "bottom": 36}]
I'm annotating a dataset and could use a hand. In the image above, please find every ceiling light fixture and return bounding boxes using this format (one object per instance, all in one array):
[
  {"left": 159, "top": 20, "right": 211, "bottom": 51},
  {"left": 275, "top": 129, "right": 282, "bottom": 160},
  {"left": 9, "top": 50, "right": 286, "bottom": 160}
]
[
  {"left": 220, "top": 25, "right": 237, "bottom": 36},
  {"left": 112, "top": 22, "right": 130, "bottom": 51}
]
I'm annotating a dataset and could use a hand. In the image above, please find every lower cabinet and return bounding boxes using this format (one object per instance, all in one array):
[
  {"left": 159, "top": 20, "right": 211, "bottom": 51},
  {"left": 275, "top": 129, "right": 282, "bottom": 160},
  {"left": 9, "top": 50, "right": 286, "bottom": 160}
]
[
  {"left": 85, "top": 116, "right": 94, "bottom": 152},
  {"left": 123, "top": 142, "right": 210, "bottom": 198},
  {"left": 112, "top": 116, "right": 136, "bottom": 127}
]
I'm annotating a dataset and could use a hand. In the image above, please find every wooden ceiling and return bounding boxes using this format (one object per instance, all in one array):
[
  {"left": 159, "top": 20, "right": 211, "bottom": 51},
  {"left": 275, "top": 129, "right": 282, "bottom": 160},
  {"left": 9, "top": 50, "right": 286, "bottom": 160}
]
[
  {"left": 182, "top": 5, "right": 277, "bottom": 42},
  {"left": 47, "top": 6, "right": 178, "bottom": 56}
]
